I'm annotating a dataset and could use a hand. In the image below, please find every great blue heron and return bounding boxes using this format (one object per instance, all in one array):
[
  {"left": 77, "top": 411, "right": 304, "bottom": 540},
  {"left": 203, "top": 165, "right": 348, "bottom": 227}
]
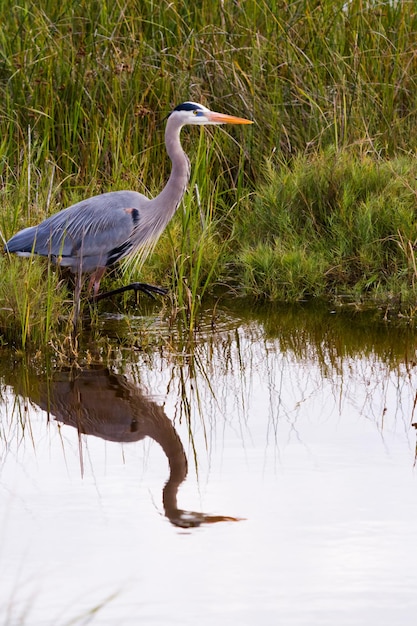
[{"left": 4, "top": 102, "right": 252, "bottom": 306}]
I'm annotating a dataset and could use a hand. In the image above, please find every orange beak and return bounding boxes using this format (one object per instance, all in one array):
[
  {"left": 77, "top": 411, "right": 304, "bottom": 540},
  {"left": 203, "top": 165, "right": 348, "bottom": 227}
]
[{"left": 207, "top": 111, "right": 254, "bottom": 125}]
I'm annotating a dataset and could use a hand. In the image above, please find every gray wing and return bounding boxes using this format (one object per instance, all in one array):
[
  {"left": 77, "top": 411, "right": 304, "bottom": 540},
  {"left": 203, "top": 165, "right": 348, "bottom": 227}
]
[{"left": 5, "top": 190, "right": 150, "bottom": 272}]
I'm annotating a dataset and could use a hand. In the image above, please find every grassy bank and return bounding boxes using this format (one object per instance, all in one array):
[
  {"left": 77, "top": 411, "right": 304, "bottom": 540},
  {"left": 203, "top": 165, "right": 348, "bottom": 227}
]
[
  {"left": 234, "top": 149, "right": 417, "bottom": 305},
  {"left": 1, "top": 0, "right": 417, "bottom": 348}
]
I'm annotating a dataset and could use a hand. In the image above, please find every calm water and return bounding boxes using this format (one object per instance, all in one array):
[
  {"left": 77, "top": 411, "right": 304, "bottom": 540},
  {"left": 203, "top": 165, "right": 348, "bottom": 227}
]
[{"left": 0, "top": 301, "right": 416, "bottom": 625}]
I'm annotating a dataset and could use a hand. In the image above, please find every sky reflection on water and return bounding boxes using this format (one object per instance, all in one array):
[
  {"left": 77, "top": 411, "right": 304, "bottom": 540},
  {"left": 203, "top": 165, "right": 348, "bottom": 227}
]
[{"left": 0, "top": 302, "right": 416, "bottom": 625}]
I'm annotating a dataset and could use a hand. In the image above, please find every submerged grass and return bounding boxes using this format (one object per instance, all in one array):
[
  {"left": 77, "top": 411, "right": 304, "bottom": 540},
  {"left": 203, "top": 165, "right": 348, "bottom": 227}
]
[{"left": 2, "top": 0, "right": 417, "bottom": 349}]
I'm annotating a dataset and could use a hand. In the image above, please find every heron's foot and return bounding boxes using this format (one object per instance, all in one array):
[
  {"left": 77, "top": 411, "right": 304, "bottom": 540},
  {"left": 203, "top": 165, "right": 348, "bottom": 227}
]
[{"left": 91, "top": 282, "right": 168, "bottom": 303}]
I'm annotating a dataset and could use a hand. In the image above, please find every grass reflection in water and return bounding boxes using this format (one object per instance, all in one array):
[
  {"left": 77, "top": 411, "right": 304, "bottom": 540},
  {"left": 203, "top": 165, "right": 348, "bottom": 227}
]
[{"left": 1, "top": 300, "right": 417, "bottom": 625}]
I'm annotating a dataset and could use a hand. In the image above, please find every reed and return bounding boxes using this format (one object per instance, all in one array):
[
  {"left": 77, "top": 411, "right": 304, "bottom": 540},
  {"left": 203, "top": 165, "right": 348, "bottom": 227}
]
[{"left": 0, "top": 256, "right": 71, "bottom": 349}]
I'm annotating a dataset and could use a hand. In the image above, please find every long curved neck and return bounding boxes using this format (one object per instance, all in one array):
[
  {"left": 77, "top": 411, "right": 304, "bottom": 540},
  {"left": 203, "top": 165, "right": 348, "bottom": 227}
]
[
  {"left": 132, "top": 117, "right": 191, "bottom": 257},
  {"left": 153, "top": 117, "right": 190, "bottom": 214}
]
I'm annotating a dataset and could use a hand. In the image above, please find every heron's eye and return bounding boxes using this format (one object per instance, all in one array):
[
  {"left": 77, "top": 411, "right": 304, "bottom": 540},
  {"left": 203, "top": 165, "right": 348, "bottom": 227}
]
[{"left": 193, "top": 110, "right": 199, "bottom": 115}]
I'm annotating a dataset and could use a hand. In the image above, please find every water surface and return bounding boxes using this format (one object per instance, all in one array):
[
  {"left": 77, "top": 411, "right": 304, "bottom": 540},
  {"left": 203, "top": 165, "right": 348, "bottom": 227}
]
[{"left": 1, "top": 301, "right": 416, "bottom": 625}]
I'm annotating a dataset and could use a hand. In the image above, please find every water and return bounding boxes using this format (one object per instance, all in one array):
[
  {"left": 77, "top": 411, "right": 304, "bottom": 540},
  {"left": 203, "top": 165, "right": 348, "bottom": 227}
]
[{"left": 0, "top": 301, "right": 416, "bottom": 625}]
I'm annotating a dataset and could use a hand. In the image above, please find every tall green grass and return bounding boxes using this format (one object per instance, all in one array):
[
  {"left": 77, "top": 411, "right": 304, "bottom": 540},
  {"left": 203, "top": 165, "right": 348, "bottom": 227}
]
[
  {"left": 0, "top": 255, "right": 71, "bottom": 349},
  {"left": 235, "top": 149, "right": 417, "bottom": 303},
  {"left": 2, "top": 0, "right": 417, "bottom": 348}
]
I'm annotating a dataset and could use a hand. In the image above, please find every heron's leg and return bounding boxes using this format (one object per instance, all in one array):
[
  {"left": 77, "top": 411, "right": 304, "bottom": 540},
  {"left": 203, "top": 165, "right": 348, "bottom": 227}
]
[
  {"left": 73, "top": 269, "right": 84, "bottom": 331},
  {"left": 88, "top": 267, "right": 106, "bottom": 297},
  {"left": 91, "top": 282, "right": 168, "bottom": 303}
]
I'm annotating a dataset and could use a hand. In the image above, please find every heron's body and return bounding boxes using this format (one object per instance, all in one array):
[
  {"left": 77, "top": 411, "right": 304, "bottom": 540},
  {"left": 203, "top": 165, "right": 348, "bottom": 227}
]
[
  {"left": 8, "top": 191, "right": 149, "bottom": 272},
  {"left": 4, "top": 102, "right": 252, "bottom": 297}
]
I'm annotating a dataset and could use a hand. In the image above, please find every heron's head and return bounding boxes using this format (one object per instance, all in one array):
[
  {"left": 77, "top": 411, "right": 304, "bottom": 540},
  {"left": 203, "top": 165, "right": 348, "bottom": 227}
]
[{"left": 170, "top": 102, "right": 253, "bottom": 127}]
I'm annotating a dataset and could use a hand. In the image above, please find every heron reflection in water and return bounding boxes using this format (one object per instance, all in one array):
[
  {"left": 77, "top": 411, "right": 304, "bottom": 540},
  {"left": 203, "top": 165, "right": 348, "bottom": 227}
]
[{"left": 30, "top": 367, "right": 240, "bottom": 528}]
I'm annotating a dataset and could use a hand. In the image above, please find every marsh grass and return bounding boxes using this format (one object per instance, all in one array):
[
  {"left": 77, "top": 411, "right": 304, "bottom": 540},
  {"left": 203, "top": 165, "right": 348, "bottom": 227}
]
[
  {"left": 0, "top": 255, "right": 71, "bottom": 349},
  {"left": 2, "top": 0, "right": 417, "bottom": 349},
  {"left": 236, "top": 149, "right": 417, "bottom": 303}
]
